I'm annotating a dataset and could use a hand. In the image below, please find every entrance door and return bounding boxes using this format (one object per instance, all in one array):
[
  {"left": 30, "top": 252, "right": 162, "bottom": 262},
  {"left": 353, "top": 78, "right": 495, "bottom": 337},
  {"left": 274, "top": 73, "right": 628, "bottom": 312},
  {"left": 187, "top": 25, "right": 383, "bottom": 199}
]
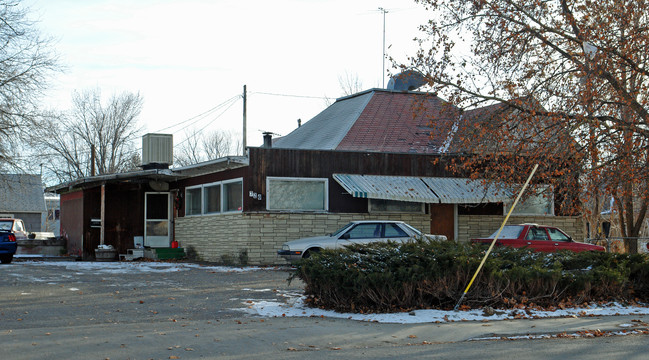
[{"left": 144, "top": 192, "right": 171, "bottom": 247}]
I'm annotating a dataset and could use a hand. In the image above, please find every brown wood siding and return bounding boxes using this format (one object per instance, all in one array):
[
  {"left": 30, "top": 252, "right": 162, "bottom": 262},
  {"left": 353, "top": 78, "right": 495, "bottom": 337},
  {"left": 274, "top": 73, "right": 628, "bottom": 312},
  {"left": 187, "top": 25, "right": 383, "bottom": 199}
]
[
  {"left": 69, "top": 184, "right": 149, "bottom": 259},
  {"left": 60, "top": 191, "right": 84, "bottom": 257},
  {"left": 83, "top": 187, "right": 100, "bottom": 259},
  {"left": 104, "top": 183, "right": 145, "bottom": 255},
  {"left": 246, "top": 147, "right": 453, "bottom": 213}
]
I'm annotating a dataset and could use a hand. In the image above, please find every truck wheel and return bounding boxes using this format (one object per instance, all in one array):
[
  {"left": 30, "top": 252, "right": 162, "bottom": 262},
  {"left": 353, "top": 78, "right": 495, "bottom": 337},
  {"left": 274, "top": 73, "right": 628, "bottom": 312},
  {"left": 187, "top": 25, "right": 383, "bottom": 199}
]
[{"left": 0, "top": 255, "right": 12, "bottom": 264}]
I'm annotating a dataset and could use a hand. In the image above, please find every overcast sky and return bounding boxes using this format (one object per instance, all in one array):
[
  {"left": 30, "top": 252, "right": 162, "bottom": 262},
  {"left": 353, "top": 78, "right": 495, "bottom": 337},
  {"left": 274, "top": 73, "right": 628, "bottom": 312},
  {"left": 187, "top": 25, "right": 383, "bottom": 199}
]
[{"left": 24, "top": 0, "right": 432, "bottom": 149}]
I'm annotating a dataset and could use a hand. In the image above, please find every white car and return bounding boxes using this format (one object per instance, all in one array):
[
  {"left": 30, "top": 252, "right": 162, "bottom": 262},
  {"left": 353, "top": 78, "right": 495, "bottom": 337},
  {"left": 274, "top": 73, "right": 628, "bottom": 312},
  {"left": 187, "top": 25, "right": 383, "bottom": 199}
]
[{"left": 277, "top": 220, "right": 446, "bottom": 262}]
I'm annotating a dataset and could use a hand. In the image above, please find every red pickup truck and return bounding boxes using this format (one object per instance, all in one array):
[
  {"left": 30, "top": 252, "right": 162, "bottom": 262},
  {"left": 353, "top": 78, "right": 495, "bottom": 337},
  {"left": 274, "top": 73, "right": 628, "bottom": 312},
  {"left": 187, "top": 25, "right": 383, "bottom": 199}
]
[{"left": 471, "top": 223, "right": 605, "bottom": 253}]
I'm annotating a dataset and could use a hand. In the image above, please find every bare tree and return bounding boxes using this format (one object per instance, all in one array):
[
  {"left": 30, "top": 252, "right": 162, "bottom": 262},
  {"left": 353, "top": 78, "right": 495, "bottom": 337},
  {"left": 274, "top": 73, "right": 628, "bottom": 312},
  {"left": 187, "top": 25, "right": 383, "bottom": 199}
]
[
  {"left": 174, "top": 129, "right": 241, "bottom": 167},
  {"left": 338, "top": 71, "right": 364, "bottom": 96},
  {"left": 0, "top": 1, "right": 58, "bottom": 171},
  {"left": 35, "top": 89, "right": 143, "bottom": 182}
]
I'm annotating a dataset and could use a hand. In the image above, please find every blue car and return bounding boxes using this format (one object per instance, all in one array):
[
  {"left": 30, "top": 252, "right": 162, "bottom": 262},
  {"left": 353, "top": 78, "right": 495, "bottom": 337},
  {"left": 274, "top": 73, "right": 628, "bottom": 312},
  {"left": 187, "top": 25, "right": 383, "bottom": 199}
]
[
  {"left": 0, "top": 231, "right": 17, "bottom": 264},
  {"left": 0, "top": 218, "right": 23, "bottom": 264}
]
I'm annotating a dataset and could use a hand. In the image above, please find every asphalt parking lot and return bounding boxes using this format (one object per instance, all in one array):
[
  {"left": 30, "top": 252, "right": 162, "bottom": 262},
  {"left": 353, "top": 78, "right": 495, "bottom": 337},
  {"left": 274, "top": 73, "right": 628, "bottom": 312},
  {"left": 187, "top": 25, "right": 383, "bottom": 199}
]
[{"left": 1, "top": 259, "right": 649, "bottom": 360}]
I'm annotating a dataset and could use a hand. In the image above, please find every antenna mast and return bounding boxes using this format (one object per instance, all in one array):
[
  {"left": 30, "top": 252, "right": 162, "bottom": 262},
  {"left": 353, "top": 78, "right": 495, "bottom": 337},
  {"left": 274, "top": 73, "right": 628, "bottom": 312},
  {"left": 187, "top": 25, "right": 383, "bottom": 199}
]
[{"left": 378, "top": 7, "right": 388, "bottom": 88}]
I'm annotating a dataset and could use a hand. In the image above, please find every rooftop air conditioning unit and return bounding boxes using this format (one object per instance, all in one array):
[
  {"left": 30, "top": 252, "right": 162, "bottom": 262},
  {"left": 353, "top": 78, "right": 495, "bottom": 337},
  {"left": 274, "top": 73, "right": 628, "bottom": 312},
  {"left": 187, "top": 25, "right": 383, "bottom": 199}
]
[{"left": 142, "top": 133, "right": 173, "bottom": 168}]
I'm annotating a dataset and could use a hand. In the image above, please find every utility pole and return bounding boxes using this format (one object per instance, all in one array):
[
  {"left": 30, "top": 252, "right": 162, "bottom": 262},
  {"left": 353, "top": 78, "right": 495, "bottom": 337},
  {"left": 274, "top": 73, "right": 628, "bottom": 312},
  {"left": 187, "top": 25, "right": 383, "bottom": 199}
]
[
  {"left": 90, "top": 144, "right": 96, "bottom": 176},
  {"left": 242, "top": 85, "right": 247, "bottom": 156},
  {"left": 378, "top": 7, "right": 388, "bottom": 88}
]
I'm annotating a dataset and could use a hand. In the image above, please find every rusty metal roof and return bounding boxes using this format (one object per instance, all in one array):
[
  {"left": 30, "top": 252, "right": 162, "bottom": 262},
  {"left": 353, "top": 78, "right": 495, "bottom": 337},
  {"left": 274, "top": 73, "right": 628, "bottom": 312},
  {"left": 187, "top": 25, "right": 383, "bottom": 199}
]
[{"left": 333, "top": 174, "right": 511, "bottom": 204}]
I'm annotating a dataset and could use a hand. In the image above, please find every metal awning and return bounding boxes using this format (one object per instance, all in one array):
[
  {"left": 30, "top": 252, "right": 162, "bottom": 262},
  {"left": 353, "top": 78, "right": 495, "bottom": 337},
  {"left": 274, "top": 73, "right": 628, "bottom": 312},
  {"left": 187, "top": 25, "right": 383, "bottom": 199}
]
[
  {"left": 333, "top": 174, "right": 438, "bottom": 203},
  {"left": 420, "top": 177, "right": 511, "bottom": 204},
  {"left": 332, "top": 174, "right": 511, "bottom": 204}
]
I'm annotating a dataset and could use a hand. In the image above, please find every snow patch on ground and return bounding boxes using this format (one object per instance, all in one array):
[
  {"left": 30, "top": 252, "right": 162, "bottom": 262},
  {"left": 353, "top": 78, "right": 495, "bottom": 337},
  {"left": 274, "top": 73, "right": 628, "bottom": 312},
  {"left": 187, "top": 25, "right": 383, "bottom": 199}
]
[
  {"left": 239, "top": 289, "right": 649, "bottom": 324},
  {"left": 21, "top": 261, "right": 266, "bottom": 274}
]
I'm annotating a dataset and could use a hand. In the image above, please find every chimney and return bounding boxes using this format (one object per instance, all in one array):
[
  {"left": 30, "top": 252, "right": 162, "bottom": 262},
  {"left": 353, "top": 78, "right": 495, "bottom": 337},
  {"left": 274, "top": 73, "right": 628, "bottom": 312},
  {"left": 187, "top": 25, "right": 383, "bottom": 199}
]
[
  {"left": 297, "top": 118, "right": 302, "bottom": 128},
  {"left": 262, "top": 132, "right": 273, "bottom": 148}
]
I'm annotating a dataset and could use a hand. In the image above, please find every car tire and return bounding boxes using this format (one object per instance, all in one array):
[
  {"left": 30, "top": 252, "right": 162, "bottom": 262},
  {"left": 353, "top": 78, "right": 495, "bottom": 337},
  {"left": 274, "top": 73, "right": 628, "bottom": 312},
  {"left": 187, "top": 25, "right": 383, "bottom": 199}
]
[
  {"left": 0, "top": 255, "right": 12, "bottom": 264},
  {"left": 302, "top": 248, "right": 321, "bottom": 259}
]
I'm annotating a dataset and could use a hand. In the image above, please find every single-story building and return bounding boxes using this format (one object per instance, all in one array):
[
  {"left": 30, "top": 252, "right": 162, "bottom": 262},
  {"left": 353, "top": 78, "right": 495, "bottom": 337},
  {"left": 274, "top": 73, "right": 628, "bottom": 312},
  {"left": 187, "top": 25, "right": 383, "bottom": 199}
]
[{"left": 49, "top": 88, "right": 584, "bottom": 264}]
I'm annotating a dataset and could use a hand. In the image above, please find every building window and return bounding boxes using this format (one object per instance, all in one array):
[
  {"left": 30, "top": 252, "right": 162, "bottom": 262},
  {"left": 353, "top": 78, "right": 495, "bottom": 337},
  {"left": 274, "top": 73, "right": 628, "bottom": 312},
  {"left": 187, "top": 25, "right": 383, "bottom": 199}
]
[
  {"left": 506, "top": 188, "right": 554, "bottom": 215},
  {"left": 223, "top": 180, "right": 243, "bottom": 212},
  {"left": 186, "top": 186, "right": 202, "bottom": 215},
  {"left": 184, "top": 178, "right": 243, "bottom": 216},
  {"left": 267, "top": 177, "right": 328, "bottom": 211},
  {"left": 369, "top": 199, "right": 424, "bottom": 213},
  {"left": 204, "top": 184, "right": 221, "bottom": 214}
]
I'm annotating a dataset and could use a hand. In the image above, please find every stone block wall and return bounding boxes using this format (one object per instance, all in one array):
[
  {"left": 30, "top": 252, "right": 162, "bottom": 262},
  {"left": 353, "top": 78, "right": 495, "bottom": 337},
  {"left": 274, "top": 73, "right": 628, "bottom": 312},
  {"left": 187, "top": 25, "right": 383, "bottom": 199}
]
[
  {"left": 175, "top": 212, "right": 430, "bottom": 265},
  {"left": 457, "top": 215, "right": 585, "bottom": 243},
  {"left": 176, "top": 212, "right": 585, "bottom": 265}
]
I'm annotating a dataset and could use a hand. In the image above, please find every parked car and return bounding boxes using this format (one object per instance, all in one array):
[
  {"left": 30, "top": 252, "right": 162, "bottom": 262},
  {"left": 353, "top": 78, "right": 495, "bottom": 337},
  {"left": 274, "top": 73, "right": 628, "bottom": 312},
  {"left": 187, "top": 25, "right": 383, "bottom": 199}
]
[
  {"left": 0, "top": 219, "right": 22, "bottom": 264},
  {"left": 471, "top": 223, "right": 605, "bottom": 253},
  {"left": 0, "top": 218, "right": 29, "bottom": 241},
  {"left": 277, "top": 220, "right": 446, "bottom": 262}
]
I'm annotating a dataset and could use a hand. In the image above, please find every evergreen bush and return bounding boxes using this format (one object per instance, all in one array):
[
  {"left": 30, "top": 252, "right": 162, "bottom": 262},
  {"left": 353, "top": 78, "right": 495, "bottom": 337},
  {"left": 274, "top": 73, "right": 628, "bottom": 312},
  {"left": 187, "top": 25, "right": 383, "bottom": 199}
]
[{"left": 289, "top": 239, "right": 649, "bottom": 313}]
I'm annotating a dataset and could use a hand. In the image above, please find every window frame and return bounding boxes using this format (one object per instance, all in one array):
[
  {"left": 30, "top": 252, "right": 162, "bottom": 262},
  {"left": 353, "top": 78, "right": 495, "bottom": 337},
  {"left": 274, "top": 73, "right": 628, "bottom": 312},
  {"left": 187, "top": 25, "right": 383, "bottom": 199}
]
[
  {"left": 266, "top": 176, "right": 329, "bottom": 212},
  {"left": 184, "top": 184, "right": 203, "bottom": 216},
  {"left": 222, "top": 178, "right": 244, "bottom": 213},
  {"left": 184, "top": 177, "right": 244, "bottom": 216}
]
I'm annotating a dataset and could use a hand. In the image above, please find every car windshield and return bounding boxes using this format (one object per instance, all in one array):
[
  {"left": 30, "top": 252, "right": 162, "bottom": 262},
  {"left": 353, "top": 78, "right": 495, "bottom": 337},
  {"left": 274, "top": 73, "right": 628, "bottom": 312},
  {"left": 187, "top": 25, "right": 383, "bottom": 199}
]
[
  {"left": 0, "top": 221, "right": 12, "bottom": 231},
  {"left": 331, "top": 222, "right": 355, "bottom": 236},
  {"left": 488, "top": 225, "right": 524, "bottom": 239}
]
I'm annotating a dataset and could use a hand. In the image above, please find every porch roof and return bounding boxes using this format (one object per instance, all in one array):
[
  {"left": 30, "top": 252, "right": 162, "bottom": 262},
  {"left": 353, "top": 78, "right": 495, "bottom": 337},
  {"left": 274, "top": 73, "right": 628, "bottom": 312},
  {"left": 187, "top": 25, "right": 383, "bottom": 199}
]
[
  {"left": 46, "top": 156, "right": 250, "bottom": 193},
  {"left": 332, "top": 174, "right": 511, "bottom": 204}
]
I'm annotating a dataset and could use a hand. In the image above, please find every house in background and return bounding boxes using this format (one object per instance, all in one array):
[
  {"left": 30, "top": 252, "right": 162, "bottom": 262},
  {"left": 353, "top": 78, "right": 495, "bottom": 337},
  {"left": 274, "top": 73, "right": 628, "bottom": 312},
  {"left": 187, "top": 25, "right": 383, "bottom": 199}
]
[
  {"left": 0, "top": 174, "right": 46, "bottom": 232},
  {"left": 50, "top": 85, "right": 583, "bottom": 264},
  {"left": 44, "top": 192, "right": 60, "bottom": 235}
]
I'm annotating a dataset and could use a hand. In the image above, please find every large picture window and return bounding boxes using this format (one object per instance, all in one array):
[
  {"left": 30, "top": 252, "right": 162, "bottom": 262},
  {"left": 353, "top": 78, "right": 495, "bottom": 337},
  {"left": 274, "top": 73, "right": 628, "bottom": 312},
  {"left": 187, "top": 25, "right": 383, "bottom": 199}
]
[
  {"left": 266, "top": 177, "right": 328, "bottom": 211},
  {"left": 184, "top": 178, "right": 243, "bottom": 216}
]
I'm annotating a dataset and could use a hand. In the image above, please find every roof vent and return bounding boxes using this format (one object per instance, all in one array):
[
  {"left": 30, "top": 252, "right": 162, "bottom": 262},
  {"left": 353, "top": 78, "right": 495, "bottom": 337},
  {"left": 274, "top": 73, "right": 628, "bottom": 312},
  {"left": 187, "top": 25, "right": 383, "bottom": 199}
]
[
  {"left": 387, "top": 70, "right": 426, "bottom": 91},
  {"left": 142, "top": 133, "right": 173, "bottom": 169}
]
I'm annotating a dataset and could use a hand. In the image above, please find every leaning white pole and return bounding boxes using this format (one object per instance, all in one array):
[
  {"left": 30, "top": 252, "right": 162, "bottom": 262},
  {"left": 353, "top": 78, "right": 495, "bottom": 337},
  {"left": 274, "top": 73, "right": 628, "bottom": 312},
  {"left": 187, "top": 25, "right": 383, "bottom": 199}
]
[{"left": 453, "top": 164, "right": 539, "bottom": 311}]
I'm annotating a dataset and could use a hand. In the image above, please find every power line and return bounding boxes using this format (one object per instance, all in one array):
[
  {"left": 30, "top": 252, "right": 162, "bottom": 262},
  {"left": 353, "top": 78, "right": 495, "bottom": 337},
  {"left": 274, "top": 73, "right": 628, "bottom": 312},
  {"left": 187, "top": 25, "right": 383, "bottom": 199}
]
[
  {"left": 173, "top": 97, "right": 241, "bottom": 149},
  {"left": 153, "top": 94, "right": 242, "bottom": 133},
  {"left": 252, "top": 91, "right": 329, "bottom": 100}
]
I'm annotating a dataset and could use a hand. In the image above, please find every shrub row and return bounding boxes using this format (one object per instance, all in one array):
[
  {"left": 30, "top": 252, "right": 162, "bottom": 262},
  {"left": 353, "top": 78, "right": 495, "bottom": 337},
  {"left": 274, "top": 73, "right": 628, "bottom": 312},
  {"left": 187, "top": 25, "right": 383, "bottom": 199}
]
[{"left": 289, "top": 239, "right": 649, "bottom": 313}]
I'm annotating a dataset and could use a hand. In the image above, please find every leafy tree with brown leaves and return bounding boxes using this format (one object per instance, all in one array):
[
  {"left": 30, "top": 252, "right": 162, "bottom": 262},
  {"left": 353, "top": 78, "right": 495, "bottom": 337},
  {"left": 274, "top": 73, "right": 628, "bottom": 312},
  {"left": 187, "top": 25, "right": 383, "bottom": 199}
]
[{"left": 405, "top": 0, "right": 649, "bottom": 252}]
